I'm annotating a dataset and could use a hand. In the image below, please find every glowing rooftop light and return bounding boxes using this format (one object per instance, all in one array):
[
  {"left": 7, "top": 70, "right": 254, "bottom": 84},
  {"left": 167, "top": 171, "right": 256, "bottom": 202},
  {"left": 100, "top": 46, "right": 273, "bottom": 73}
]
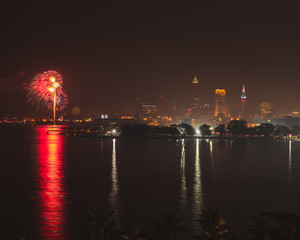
[
  {"left": 215, "top": 89, "right": 226, "bottom": 96},
  {"left": 192, "top": 75, "right": 199, "bottom": 84}
]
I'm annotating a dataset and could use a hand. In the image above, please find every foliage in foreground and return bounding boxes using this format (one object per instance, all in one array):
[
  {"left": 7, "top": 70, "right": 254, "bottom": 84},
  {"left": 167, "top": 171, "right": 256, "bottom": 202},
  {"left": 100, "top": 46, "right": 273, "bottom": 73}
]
[
  {"left": 85, "top": 208, "right": 236, "bottom": 240},
  {"left": 84, "top": 208, "right": 300, "bottom": 240},
  {"left": 11, "top": 208, "right": 300, "bottom": 240},
  {"left": 118, "top": 121, "right": 298, "bottom": 139}
]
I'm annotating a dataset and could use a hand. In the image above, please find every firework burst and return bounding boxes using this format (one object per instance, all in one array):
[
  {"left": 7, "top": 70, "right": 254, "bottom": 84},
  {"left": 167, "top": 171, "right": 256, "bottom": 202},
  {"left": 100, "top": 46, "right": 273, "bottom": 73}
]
[{"left": 28, "top": 70, "right": 68, "bottom": 111}]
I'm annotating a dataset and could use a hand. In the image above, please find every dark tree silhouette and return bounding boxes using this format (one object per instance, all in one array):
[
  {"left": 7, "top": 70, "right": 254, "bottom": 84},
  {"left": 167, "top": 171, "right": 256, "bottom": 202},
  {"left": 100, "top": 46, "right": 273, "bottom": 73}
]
[
  {"left": 256, "top": 123, "right": 275, "bottom": 137},
  {"left": 227, "top": 120, "right": 247, "bottom": 136},
  {"left": 200, "top": 124, "right": 212, "bottom": 137},
  {"left": 274, "top": 125, "right": 291, "bottom": 137},
  {"left": 152, "top": 212, "right": 188, "bottom": 240},
  {"left": 248, "top": 215, "right": 269, "bottom": 240},
  {"left": 292, "top": 125, "right": 300, "bottom": 136},
  {"left": 179, "top": 123, "right": 195, "bottom": 136},
  {"left": 152, "top": 126, "right": 180, "bottom": 136},
  {"left": 247, "top": 126, "right": 258, "bottom": 136},
  {"left": 249, "top": 210, "right": 300, "bottom": 240},
  {"left": 214, "top": 124, "right": 226, "bottom": 137},
  {"left": 197, "top": 208, "right": 236, "bottom": 240},
  {"left": 120, "top": 220, "right": 148, "bottom": 240},
  {"left": 87, "top": 209, "right": 119, "bottom": 240},
  {"left": 120, "top": 124, "right": 151, "bottom": 137}
]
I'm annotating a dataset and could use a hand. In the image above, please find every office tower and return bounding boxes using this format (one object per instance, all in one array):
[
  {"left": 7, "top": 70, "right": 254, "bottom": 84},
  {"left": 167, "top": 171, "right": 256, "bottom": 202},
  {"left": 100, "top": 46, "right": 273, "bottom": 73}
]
[
  {"left": 157, "top": 96, "right": 170, "bottom": 115},
  {"left": 260, "top": 101, "right": 273, "bottom": 119},
  {"left": 241, "top": 84, "right": 247, "bottom": 110},
  {"left": 214, "top": 89, "right": 230, "bottom": 118},
  {"left": 137, "top": 96, "right": 157, "bottom": 119},
  {"left": 192, "top": 76, "right": 201, "bottom": 109}
]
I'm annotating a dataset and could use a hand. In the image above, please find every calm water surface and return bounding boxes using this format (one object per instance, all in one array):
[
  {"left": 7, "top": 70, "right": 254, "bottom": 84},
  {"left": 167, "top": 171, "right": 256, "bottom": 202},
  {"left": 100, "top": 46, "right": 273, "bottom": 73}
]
[{"left": 1, "top": 125, "right": 300, "bottom": 239}]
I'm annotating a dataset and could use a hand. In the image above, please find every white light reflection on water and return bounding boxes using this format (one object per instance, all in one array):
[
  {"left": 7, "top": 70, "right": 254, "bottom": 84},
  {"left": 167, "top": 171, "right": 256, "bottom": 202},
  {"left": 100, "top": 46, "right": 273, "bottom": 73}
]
[
  {"left": 209, "top": 140, "right": 213, "bottom": 158},
  {"left": 289, "top": 140, "right": 292, "bottom": 183},
  {"left": 209, "top": 140, "right": 214, "bottom": 172},
  {"left": 191, "top": 139, "right": 203, "bottom": 233},
  {"left": 180, "top": 139, "right": 188, "bottom": 216},
  {"left": 109, "top": 139, "right": 120, "bottom": 223}
]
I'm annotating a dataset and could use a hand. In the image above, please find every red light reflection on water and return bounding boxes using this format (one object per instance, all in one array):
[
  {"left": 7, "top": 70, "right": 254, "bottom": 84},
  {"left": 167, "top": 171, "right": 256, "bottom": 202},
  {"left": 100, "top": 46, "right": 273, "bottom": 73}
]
[{"left": 37, "top": 126, "right": 67, "bottom": 240}]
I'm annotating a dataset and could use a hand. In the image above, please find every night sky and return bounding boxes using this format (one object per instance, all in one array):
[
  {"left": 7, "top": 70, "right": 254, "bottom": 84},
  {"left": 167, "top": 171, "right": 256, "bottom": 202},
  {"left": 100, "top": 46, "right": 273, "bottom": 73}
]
[{"left": 1, "top": 1, "right": 300, "bottom": 116}]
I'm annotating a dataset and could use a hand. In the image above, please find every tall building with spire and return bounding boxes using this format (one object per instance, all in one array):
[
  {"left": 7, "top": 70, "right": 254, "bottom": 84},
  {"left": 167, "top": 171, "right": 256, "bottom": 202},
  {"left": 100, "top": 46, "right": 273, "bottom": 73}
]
[
  {"left": 192, "top": 75, "right": 201, "bottom": 109},
  {"left": 214, "top": 89, "right": 230, "bottom": 119},
  {"left": 241, "top": 84, "right": 247, "bottom": 110}
]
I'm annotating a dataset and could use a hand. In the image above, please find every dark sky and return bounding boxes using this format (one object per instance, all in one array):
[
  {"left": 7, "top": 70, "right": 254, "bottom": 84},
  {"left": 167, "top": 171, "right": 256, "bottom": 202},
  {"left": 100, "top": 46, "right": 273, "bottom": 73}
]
[{"left": 1, "top": 1, "right": 300, "bottom": 116}]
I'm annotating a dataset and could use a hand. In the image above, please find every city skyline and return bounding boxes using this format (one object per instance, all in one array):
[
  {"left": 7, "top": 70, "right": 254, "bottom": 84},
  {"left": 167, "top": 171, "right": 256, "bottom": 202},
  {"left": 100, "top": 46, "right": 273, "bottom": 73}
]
[
  {"left": 0, "top": 72, "right": 297, "bottom": 118},
  {"left": 1, "top": 2, "right": 300, "bottom": 116}
]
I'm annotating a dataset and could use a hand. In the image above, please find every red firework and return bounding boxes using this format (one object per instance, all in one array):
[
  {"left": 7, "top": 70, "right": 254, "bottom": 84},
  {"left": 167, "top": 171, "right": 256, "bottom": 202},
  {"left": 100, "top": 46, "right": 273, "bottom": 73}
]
[{"left": 28, "top": 70, "right": 68, "bottom": 111}]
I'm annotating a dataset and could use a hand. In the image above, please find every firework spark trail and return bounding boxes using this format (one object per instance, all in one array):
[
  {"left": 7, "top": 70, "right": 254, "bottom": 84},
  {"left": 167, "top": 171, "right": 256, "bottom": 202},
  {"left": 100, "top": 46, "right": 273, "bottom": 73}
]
[{"left": 28, "top": 70, "right": 68, "bottom": 111}]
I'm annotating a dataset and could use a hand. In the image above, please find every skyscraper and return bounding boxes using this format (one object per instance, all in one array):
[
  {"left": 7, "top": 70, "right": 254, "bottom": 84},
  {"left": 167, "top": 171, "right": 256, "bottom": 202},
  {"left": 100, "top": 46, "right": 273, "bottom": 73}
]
[
  {"left": 136, "top": 96, "right": 157, "bottom": 119},
  {"left": 260, "top": 101, "right": 273, "bottom": 119},
  {"left": 214, "top": 89, "right": 230, "bottom": 118},
  {"left": 241, "top": 84, "right": 247, "bottom": 110},
  {"left": 192, "top": 76, "right": 201, "bottom": 109}
]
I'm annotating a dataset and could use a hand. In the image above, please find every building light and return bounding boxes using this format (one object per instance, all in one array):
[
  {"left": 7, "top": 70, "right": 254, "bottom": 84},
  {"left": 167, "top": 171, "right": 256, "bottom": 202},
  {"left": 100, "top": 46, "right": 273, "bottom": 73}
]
[{"left": 121, "top": 116, "right": 134, "bottom": 119}]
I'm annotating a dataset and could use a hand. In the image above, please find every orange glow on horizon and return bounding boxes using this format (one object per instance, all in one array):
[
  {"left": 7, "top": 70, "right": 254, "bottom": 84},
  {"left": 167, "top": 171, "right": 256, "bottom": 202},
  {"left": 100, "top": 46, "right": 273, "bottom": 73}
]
[{"left": 121, "top": 116, "right": 134, "bottom": 119}]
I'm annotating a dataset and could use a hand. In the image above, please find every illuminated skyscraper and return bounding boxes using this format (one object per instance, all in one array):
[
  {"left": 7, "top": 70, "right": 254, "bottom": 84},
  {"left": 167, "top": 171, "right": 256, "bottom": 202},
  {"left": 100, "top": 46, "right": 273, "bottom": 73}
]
[
  {"left": 214, "top": 89, "right": 230, "bottom": 118},
  {"left": 241, "top": 84, "right": 247, "bottom": 109},
  {"left": 192, "top": 76, "right": 201, "bottom": 108},
  {"left": 241, "top": 85, "right": 248, "bottom": 114},
  {"left": 238, "top": 85, "right": 249, "bottom": 120},
  {"left": 260, "top": 101, "right": 273, "bottom": 119}
]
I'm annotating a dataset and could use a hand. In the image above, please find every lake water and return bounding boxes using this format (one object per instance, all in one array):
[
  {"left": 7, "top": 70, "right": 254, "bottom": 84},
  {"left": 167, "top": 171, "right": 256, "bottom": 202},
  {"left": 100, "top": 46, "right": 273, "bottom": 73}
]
[{"left": 1, "top": 125, "right": 300, "bottom": 239}]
